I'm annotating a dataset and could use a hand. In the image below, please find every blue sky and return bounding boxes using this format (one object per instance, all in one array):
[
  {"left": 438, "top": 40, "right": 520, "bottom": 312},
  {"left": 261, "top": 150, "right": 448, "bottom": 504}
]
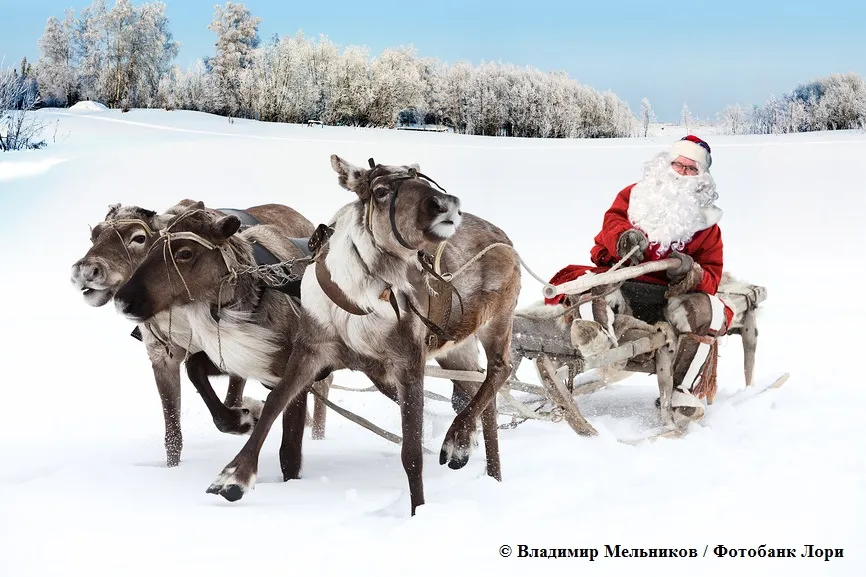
[{"left": 4, "top": 0, "right": 865, "bottom": 122}]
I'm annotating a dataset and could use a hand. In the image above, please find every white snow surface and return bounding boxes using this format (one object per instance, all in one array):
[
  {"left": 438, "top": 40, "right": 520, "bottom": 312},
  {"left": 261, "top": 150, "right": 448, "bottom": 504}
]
[
  {"left": 1, "top": 108, "right": 864, "bottom": 577},
  {"left": 67, "top": 100, "right": 109, "bottom": 113}
]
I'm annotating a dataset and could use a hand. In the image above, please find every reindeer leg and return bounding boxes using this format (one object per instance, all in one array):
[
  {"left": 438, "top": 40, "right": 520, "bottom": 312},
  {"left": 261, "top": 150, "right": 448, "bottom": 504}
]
[
  {"left": 145, "top": 339, "right": 183, "bottom": 467},
  {"left": 224, "top": 372, "right": 264, "bottom": 427},
  {"left": 399, "top": 371, "right": 426, "bottom": 515},
  {"left": 310, "top": 376, "right": 331, "bottom": 440},
  {"left": 435, "top": 337, "right": 507, "bottom": 479},
  {"left": 185, "top": 352, "right": 259, "bottom": 435},
  {"left": 279, "top": 387, "right": 309, "bottom": 481},
  {"left": 224, "top": 375, "right": 246, "bottom": 407},
  {"left": 206, "top": 328, "right": 335, "bottom": 503},
  {"left": 440, "top": 313, "right": 512, "bottom": 474}
]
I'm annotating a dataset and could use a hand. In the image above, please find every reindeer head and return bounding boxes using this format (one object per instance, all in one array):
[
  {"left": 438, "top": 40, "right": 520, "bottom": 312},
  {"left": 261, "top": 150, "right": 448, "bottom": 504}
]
[
  {"left": 70, "top": 204, "right": 160, "bottom": 307},
  {"left": 330, "top": 154, "right": 463, "bottom": 252},
  {"left": 113, "top": 202, "right": 243, "bottom": 323}
]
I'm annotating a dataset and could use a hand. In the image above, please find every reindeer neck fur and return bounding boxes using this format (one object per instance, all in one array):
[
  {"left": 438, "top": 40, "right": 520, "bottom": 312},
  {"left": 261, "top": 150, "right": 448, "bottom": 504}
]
[
  {"left": 161, "top": 227, "right": 288, "bottom": 385},
  {"left": 302, "top": 202, "right": 426, "bottom": 359},
  {"left": 327, "top": 202, "right": 420, "bottom": 309}
]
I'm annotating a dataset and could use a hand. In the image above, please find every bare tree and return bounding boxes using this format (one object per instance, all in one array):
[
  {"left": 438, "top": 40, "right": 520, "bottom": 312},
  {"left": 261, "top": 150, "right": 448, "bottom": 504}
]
[{"left": 0, "top": 66, "right": 46, "bottom": 151}]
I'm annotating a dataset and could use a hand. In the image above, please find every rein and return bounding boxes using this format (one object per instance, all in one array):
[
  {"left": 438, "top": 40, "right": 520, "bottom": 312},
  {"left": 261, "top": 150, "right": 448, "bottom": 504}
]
[{"left": 144, "top": 208, "right": 303, "bottom": 369}]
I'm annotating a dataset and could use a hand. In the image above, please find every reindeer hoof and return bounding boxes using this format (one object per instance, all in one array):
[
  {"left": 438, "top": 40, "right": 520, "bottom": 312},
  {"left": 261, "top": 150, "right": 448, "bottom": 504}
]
[
  {"left": 221, "top": 484, "right": 245, "bottom": 502},
  {"left": 439, "top": 426, "right": 478, "bottom": 470},
  {"left": 206, "top": 466, "right": 255, "bottom": 501},
  {"left": 439, "top": 446, "right": 468, "bottom": 469},
  {"left": 216, "top": 398, "right": 263, "bottom": 435},
  {"left": 206, "top": 482, "right": 247, "bottom": 502}
]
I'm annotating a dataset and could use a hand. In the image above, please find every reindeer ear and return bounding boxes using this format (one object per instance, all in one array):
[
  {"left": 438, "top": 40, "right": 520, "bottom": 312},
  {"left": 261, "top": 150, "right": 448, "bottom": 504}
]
[
  {"left": 105, "top": 203, "right": 121, "bottom": 219},
  {"left": 213, "top": 215, "right": 241, "bottom": 240},
  {"left": 173, "top": 199, "right": 205, "bottom": 211},
  {"left": 151, "top": 213, "right": 175, "bottom": 230},
  {"left": 330, "top": 154, "right": 369, "bottom": 199}
]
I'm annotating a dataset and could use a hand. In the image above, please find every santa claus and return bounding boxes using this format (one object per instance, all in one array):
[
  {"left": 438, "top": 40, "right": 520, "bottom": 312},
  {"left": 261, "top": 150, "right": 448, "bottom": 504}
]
[{"left": 546, "top": 135, "right": 730, "bottom": 421}]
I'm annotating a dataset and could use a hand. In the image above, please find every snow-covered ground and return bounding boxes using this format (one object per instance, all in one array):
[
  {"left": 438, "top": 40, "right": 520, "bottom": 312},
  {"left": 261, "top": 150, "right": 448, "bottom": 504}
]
[{"left": 1, "top": 107, "right": 863, "bottom": 577}]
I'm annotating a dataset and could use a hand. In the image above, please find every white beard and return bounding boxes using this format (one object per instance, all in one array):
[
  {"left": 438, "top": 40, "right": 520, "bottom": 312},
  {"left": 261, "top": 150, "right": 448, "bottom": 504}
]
[{"left": 628, "top": 152, "right": 721, "bottom": 256}]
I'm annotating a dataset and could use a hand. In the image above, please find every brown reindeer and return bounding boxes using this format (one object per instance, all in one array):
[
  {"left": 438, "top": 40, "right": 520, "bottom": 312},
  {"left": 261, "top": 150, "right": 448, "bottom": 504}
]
[
  {"left": 113, "top": 200, "right": 335, "bottom": 482},
  {"left": 188, "top": 155, "right": 522, "bottom": 516},
  {"left": 70, "top": 201, "right": 328, "bottom": 467}
]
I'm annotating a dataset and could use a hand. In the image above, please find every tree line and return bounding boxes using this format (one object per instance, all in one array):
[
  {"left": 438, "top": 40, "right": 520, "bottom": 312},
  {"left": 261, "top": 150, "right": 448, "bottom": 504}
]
[{"left": 14, "top": 0, "right": 866, "bottom": 141}]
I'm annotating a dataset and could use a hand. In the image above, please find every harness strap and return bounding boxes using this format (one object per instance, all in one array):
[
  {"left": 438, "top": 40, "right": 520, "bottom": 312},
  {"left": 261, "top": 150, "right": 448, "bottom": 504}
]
[
  {"left": 389, "top": 186, "right": 416, "bottom": 251},
  {"left": 407, "top": 298, "right": 456, "bottom": 345},
  {"left": 314, "top": 242, "right": 372, "bottom": 316}
]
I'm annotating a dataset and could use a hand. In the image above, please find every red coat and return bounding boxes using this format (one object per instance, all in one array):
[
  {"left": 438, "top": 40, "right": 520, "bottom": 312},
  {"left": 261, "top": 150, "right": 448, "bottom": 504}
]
[{"left": 546, "top": 184, "right": 733, "bottom": 326}]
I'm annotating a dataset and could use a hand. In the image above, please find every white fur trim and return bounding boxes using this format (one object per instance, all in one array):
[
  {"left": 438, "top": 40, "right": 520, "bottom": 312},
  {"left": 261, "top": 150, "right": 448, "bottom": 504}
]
[
  {"left": 578, "top": 301, "right": 593, "bottom": 322},
  {"left": 681, "top": 340, "right": 711, "bottom": 392},
  {"left": 516, "top": 301, "right": 570, "bottom": 331},
  {"left": 672, "top": 389, "right": 703, "bottom": 409},
  {"left": 666, "top": 296, "right": 692, "bottom": 333},
  {"left": 570, "top": 319, "right": 615, "bottom": 357},
  {"left": 670, "top": 139, "right": 711, "bottom": 170},
  {"left": 708, "top": 294, "right": 726, "bottom": 332}
]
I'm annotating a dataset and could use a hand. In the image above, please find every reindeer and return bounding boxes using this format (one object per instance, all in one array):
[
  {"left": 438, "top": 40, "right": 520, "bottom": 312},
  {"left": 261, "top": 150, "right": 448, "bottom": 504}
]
[
  {"left": 151, "top": 155, "right": 522, "bottom": 516},
  {"left": 113, "top": 200, "right": 336, "bottom": 482},
  {"left": 70, "top": 201, "right": 328, "bottom": 467}
]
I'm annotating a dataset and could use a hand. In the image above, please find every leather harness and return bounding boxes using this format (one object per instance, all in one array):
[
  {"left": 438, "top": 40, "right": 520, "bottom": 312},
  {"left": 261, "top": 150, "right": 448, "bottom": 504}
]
[
  {"left": 307, "top": 162, "right": 460, "bottom": 349},
  {"left": 130, "top": 208, "right": 313, "bottom": 342}
]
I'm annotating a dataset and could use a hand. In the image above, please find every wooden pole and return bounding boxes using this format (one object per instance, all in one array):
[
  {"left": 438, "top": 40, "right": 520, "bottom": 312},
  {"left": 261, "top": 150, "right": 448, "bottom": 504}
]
[
  {"left": 542, "top": 258, "right": 681, "bottom": 300},
  {"left": 535, "top": 354, "right": 598, "bottom": 436},
  {"left": 424, "top": 365, "right": 487, "bottom": 382},
  {"left": 308, "top": 388, "right": 435, "bottom": 455}
]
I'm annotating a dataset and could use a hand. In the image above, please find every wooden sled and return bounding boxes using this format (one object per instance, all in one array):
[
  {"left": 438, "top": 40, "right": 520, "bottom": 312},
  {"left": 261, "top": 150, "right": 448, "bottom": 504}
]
[{"left": 306, "top": 258, "right": 773, "bottom": 448}]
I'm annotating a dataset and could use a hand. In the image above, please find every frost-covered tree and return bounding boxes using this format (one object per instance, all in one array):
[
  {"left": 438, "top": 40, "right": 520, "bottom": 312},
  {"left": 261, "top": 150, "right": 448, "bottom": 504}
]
[
  {"left": 720, "top": 72, "right": 866, "bottom": 135},
  {"left": 37, "top": 10, "right": 78, "bottom": 106},
  {"left": 680, "top": 103, "right": 693, "bottom": 130},
  {"left": 32, "top": 1, "right": 640, "bottom": 137},
  {"left": 39, "top": 0, "right": 178, "bottom": 108},
  {"left": 73, "top": 0, "right": 109, "bottom": 102},
  {"left": 207, "top": 1, "right": 262, "bottom": 117},
  {"left": 329, "top": 44, "right": 373, "bottom": 125},
  {"left": 718, "top": 103, "right": 746, "bottom": 135},
  {"left": 640, "top": 97, "right": 656, "bottom": 136},
  {"left": 369, "top": 46, "right": 423, "bottom": 127}
]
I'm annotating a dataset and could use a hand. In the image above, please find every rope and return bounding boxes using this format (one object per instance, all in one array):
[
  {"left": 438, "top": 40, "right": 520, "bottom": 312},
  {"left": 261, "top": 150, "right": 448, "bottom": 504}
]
[{"left": 441, "top": 242, "right": 552, "bottom": 289}]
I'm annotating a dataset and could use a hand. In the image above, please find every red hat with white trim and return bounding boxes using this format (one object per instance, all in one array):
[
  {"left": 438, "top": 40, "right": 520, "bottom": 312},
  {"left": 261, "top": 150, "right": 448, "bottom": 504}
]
[{"left": 670, "top": 135, "right": 712, "bottom": 170}]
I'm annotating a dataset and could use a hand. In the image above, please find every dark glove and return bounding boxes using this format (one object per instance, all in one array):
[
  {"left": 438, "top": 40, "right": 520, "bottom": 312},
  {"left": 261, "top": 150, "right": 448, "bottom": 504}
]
[
  {"left": 616, "top": 229, "right": 648, "bottom": 264},
  {"left": 666, "top": 250, "right": 694, "bottom": 281},
  {"left": 665, "top": 250, "right": 703, "bottom": 298}
]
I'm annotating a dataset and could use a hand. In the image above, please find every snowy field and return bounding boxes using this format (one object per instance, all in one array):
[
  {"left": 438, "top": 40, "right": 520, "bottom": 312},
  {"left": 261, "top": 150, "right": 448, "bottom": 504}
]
[{"left": 1, "top": 106, "right": 864, "bottom": 577}]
